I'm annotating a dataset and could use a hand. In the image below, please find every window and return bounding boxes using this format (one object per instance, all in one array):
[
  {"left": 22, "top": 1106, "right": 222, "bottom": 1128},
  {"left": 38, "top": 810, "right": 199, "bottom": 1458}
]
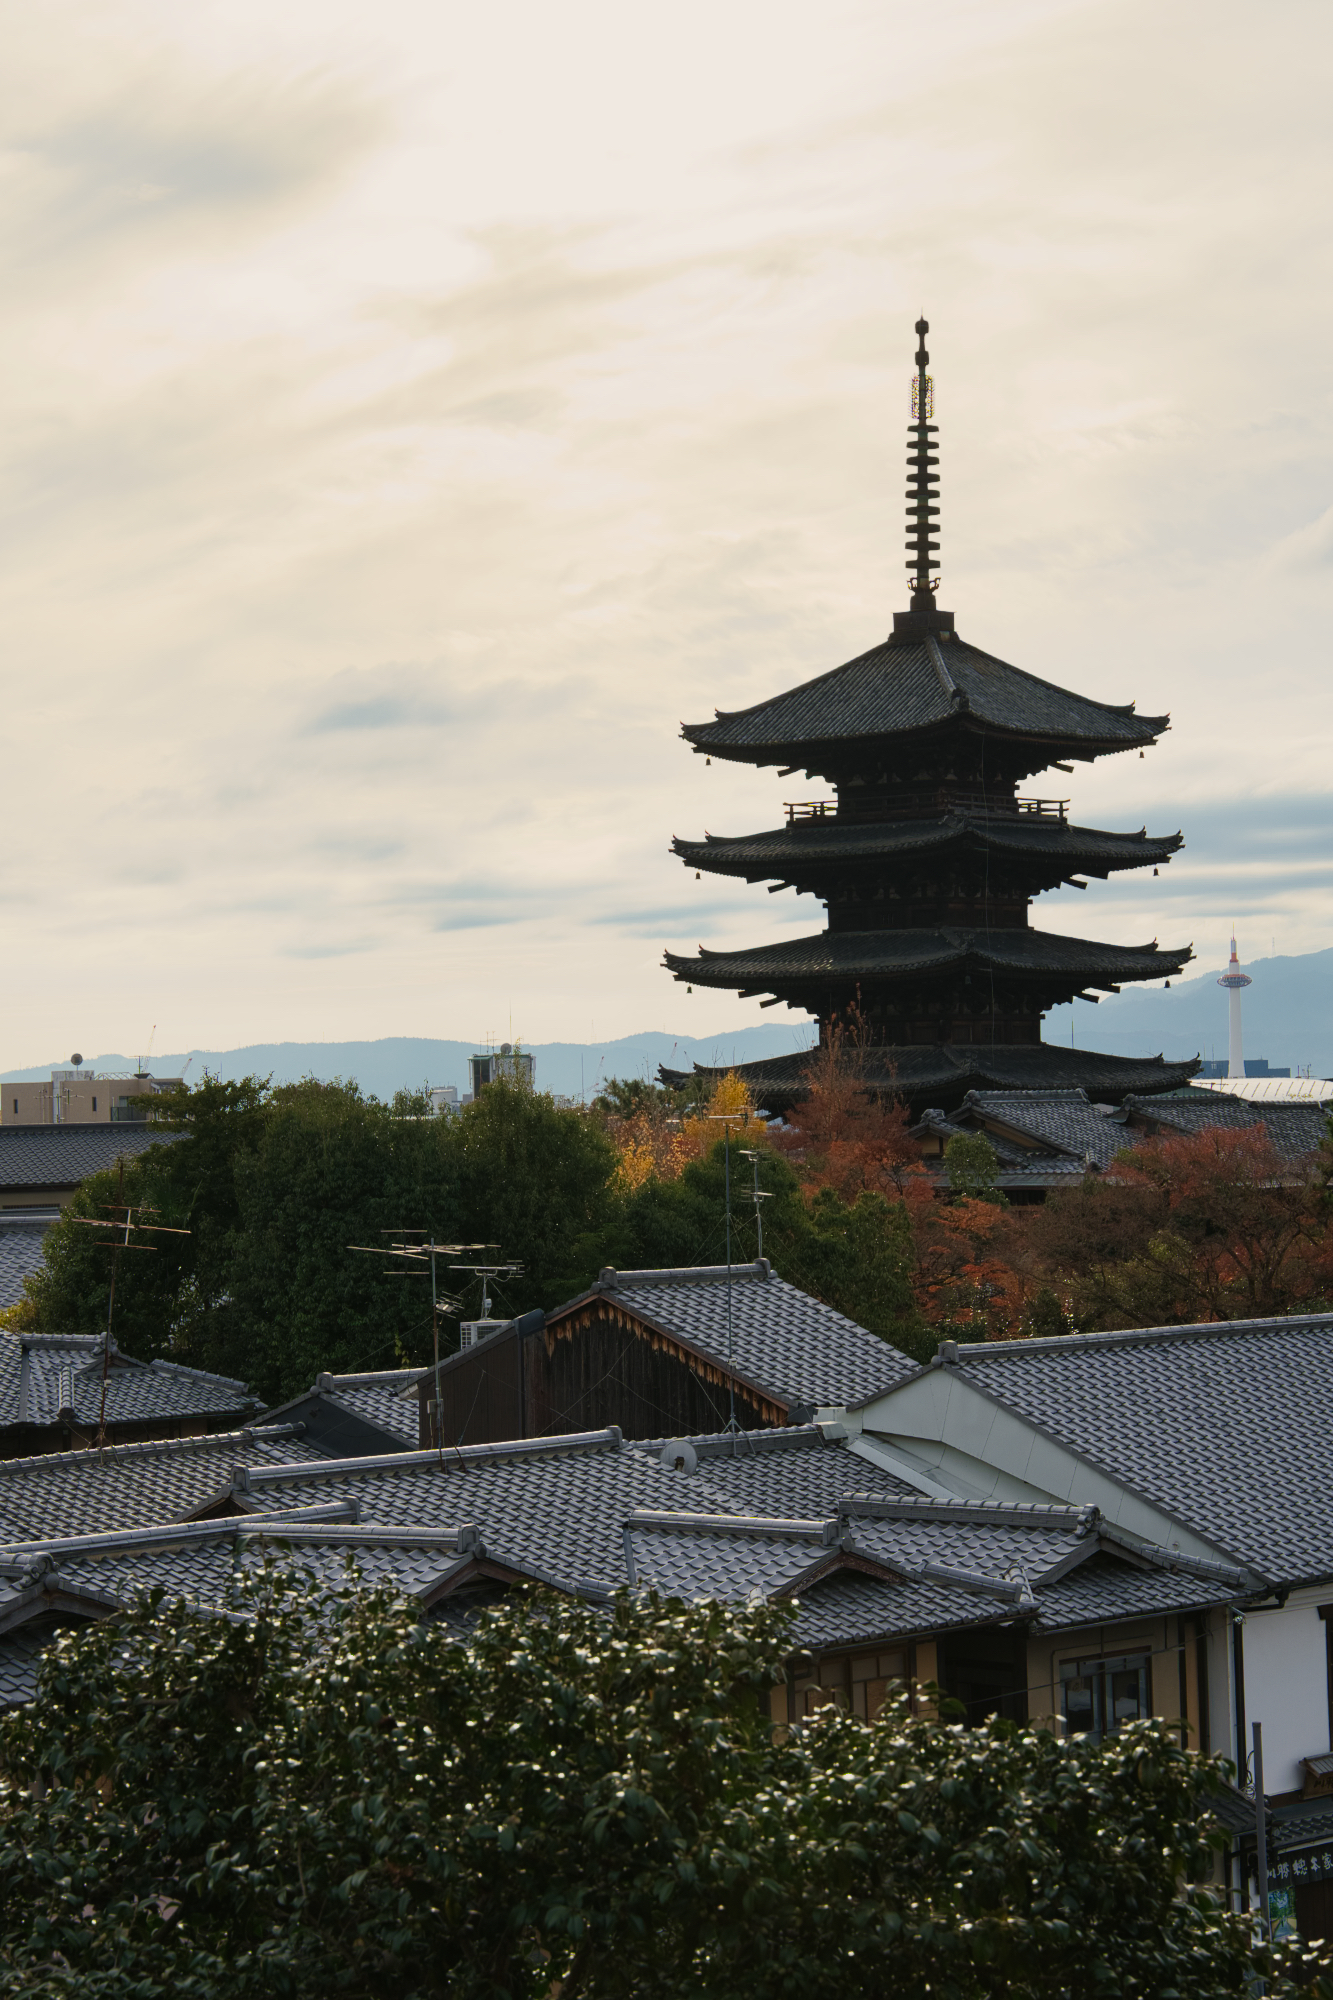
[
  {"left": 1061, "top": 1652, "right": 1150, "bottom": 1738},
  {"left": 92, "top": 1097, "right": 97, "bottom": 1113}
]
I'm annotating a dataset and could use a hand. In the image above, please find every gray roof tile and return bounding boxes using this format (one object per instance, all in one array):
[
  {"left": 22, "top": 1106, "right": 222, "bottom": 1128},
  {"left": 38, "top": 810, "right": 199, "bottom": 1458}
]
[
  {"left": 0, "top": 1225, "right": 47, "bottom": 1310},
  {"left": 682, "top": 634, "right": 1167, "bottom": 769},
  {"left": 0, "top": 1331, "right": 257, "bottom": 1435},
  {"left": 1123, "top": 1091, "right": 1330, "bottom": 1168},
  {"left": 238, "top": 1430, "right": 701, "bottom": 1595},
  {"left": 323, "top": 1374, "right": 419, "bottom": 1446},
  {"left": 0, "top": 1125, "right": 183, "bottom": 1191},
  {"left": 632, "top": 1427, "right": 921, "bottom": 1515},
  {"left": 927, "top": 1316, "right": 1333, "bottom": 1584},
  {"left": 0, "top": 1424, "right": 316, "bottom": 1543},
  {"left": 960, "top": 1089, "right": 1130, "bottom": 1169},
  {"left": 584, "top": 1265, "right": 913, "bottom": 1410}
]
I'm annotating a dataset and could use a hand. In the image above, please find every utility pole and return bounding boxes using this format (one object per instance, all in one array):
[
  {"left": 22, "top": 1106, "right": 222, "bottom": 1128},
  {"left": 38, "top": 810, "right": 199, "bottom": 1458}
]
[
  {"left": 73, "top": 1168, "right": 191, "bottom": 1446},
  {"left": 707, "top": 1110, "right": 751, "bottom": 1448},
  {"left": 1254, "top": 1720, "right": 1271, "bottom": 1951}
]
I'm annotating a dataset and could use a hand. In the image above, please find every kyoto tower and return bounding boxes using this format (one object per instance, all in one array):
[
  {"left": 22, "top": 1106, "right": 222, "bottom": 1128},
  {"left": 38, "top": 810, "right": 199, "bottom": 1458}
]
[{"left": 1217, "top": 932, "right": 1252, "bottom": 1080}]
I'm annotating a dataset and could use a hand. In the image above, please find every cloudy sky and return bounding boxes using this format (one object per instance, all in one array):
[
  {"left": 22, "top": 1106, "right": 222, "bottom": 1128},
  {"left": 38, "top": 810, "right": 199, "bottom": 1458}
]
[{"left": 2, "top": 0, "right": 1330, "bottom": 1066}]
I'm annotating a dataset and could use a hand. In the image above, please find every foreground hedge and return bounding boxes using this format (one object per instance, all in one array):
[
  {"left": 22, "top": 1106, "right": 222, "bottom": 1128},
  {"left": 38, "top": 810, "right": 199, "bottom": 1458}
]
[{"left": 0, "top": 1569, "right": 1322, "bottom": 1998}]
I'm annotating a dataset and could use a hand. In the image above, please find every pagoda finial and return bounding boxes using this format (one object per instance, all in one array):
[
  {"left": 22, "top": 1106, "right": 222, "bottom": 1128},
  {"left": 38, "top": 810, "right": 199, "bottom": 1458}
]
[{"left": 893, "top": 317, "right": 954, "bottom": 639}]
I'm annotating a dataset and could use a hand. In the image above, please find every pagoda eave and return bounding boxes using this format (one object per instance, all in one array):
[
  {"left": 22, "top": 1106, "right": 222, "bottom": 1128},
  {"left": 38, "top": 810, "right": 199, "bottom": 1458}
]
[
  {"left": 672, "top": 819, "right": 1184, "bottom": 888},
  {"left": 663, "top": 927, "right": 1193, "bottom": 991},
  {"left": 681, "top": 631, "right": 1170, "bottom": 775},
  {"left": 657, "top": 1044, "right": 1203, "bottom": 1116}
]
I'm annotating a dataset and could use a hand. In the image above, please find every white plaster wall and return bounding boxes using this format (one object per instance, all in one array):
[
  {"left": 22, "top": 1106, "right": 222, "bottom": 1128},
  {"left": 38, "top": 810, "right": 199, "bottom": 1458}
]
[
  {"left": 1243, "top": 1594, "right": 1329, "bottom": 1793},
  {"left": 857, "top": 1372, "right": 1235, "bottom": 1556}
]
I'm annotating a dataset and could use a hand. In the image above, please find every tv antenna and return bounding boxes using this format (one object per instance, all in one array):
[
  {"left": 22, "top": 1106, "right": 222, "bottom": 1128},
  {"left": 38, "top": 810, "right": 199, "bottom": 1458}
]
[
  {"left": 71, "top": 1161, "right": 190, "bottom": 1445},
  {"left": 738, "top": 1146, "right": 772, "bottom": 1260},
  {"left": 345, "top": 1234, "right": 519, "bottom": 1463}
]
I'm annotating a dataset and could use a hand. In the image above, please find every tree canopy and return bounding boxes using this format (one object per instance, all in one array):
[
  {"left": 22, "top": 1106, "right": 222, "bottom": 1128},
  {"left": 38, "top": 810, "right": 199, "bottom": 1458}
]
[{"left": 0, "top": 1573, "right": 1319, "bottom": 2000}]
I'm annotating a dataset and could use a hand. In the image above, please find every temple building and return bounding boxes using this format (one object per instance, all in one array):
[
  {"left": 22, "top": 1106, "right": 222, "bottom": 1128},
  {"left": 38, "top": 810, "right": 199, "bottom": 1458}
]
[{"left": 662, "top": 319, "right": 1199, "bottom": 1113}]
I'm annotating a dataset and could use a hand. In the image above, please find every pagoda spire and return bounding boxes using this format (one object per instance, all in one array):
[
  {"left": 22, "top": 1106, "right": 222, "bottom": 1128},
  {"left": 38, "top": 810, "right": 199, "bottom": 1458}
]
[{"left": 894, "top": 317, "right": 954, "bottom": 638}]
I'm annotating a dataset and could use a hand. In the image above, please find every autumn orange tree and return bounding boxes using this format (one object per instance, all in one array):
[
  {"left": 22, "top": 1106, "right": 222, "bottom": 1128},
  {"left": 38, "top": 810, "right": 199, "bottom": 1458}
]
[{"left": 1028, "top": 1121, "right": 1333, "bottom": 1331}]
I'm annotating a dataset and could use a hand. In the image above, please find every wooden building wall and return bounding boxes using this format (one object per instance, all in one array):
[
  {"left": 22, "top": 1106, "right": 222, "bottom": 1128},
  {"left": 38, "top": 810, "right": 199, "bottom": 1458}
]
[{"left": 423, "top": 1299, "right": 788, "bottom": 1448}]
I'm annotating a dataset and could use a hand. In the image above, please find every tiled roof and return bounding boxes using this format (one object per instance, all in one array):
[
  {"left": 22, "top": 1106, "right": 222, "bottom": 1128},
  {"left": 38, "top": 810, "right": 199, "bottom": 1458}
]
[
  {"left": 682, "top": 633, "right": 1167, "bottom": 771},
  {"left": 666, "top": 926, "right": 1192, "bottom": 991},
  {"left": 959, "top": 1088, "right": 1131, "bottom": 1170},
  {"left": 0, "top": 1615, "right": 66, "bottom": 1708},
  {"left": 327, "top": 1373, "right": 420, "bottom": 1445},
  {"left": 0, "top": 1421, "right": 1253, "bottom": 1700},
  {"left": 1124, "top": 1091, "right": 1330, "bottom": 1168},
  {"left": 0, "top": 1331, "right": 258, "bottom": 1436},
  {"left": 262, "top": 1370, "right": 421, "bottom": 1456},
  {"left": 626, "top": 1488, "right": 1243, "bottom": 1649},
  {"left": 673, "top": 816, "right": 1183, "bottom": 886},
  {"left": 578, "top": 1263, "right": 914, "bottom": 1411},
  {"left": 235, "top": 1429, "right": 711, "bottom": 1596},
  {"left": 0, "top": 1424, "right": 316, "bottom": 1543},
  {"left": 0, "top": 1124, "right": 182, "bottom": 1191},
  {"left": 631, "top": 1426, "right": 923, "bottom": 1515},
  {"left": 660, "top": 1044, "right": 1202, "bottom": 1115},
  {"left": 0, "top": 1222, "right": 49, "bottom": 1310},
  {"left": 915, "top": 1316, "right": 1333, "bottom": 1584}
]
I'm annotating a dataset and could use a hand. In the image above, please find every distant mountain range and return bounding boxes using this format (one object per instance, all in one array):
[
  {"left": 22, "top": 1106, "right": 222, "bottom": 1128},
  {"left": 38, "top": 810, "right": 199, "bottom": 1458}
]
[
  {"left": 5, "top": 946, "right": 1328, "bottom": 1100},
  {"left": 1044, "top": 945, "right": 1333, "bottom": 1078},
  {"left": 0, "top": 1026, "right": 817, "bottom": 1102}
]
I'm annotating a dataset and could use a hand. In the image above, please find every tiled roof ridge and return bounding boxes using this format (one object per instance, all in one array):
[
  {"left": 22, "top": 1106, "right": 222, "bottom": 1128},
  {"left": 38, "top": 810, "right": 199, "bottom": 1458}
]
[
  {"left": 0, "top": 1512, "right": 483, "bottom": 1568},
  {"left": 597, "top": 1260, "right": 771, "bottom": 1290},
  {"left": 838, "top": 1493, "right": 1099, "bottom": 1531},
  {"left": 146, "top": 1357, "right": 252, "bottom": 1395},
  {"left": 237, "top": 1424, "right": 624, "bottom": 1488},
  {"left": 8, "top": 1333, "right": 106, "bottom": 1354},
  {"left": 316, "top": 1367, "right": 419, "bottom": 1389},
  {"left": 626, "top": 1508, "right": 838, "bottom": 1544},
  {"left": 966, "top": 1088, "right": 1095, "bottom": 1105},
  {"left": 630, "top": 1425, "right": 824, "bottom": 1459},
  {"left": 0, "top": 1123, "right": 179, "bottom": 1137},
  {"left": 0, "top": 1421, "right": 305, "bottom": 1478},
  {"left": 939, "top": 1312, "right": 1333, "bottom": 1364},
  {"left": 695, "top": 633, "right": 1162, "bottom": 734}
]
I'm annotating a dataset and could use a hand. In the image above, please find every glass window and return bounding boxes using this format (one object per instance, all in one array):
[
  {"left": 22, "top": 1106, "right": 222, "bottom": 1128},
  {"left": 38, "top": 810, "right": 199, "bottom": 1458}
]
[{"left": 1060, "top": 1653, "right": 1149, "bottom": 1739}]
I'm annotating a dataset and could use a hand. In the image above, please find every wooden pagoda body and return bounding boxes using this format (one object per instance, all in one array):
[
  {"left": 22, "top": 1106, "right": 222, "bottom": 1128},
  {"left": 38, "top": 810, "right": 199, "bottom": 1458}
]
[{"left": 661, "top": 322, "right": 1197, "bottom": 1112}]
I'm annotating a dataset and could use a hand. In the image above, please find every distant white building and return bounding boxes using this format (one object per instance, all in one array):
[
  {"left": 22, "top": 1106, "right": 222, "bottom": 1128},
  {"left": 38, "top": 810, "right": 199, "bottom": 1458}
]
[{"left": 468, "top": 1044, "right": 534, "bottom": 1095}]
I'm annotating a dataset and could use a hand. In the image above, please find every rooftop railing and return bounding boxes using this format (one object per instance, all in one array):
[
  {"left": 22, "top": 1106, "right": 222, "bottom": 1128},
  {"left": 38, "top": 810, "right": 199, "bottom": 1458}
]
[{"left": 784, "top": 795, "right": 1069, "bottom": 826}]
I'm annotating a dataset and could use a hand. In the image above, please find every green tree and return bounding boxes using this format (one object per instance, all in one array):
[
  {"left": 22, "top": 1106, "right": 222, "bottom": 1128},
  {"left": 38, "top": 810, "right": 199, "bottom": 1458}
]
[
  {"left": 0, "top": 1574, "right": 1319, "bottom": 1999},
  {"left": 224, "top": 1079, "right": 463, "bottom": 1398},
  {"left": 945, "top": 1131, "right": 1004, "bottom": 1204},
  {"left": 7, "top": 1075, "right": 271, "bottom": 1358},
  {"left": 450, "top": 1078, "right": 621, "bottom": 1316},
  {"left": 617, "top": 1141, "right": 926, "bottom": 1357}
]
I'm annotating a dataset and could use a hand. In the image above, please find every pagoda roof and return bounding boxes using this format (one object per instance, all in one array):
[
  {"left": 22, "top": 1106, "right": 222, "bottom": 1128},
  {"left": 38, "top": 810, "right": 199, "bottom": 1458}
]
[
  {"left": 665, "top": 926, "right": 1192, "bottom": 992},
  {"left": 673, "top": 814, "right": 1183, "bottom": 881},
  {"left": 683, "top": 632, "right": 1168, "bottom": 769},
  {"left": 659, "top": 1044, "right": 1202, "bottom": 1115}
]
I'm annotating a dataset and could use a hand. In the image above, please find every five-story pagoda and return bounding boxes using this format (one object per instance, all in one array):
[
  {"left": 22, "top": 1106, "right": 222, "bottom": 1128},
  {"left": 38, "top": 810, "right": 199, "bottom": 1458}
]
[{"left": 662, "top": 320, "right": 1198, "bottom": 1113}]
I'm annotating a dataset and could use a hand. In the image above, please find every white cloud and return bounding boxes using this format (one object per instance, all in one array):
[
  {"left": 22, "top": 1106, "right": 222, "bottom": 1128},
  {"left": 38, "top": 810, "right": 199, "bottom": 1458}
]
[{"left": 0, "top": 0, "right": 1330, "bottom": 1065}]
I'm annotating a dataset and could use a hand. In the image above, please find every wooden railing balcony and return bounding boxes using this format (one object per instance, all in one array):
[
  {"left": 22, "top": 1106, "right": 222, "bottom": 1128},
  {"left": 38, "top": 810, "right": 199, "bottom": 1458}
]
[{"left": 784, "top": 795, "right": 1070, "bottom": 827}]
